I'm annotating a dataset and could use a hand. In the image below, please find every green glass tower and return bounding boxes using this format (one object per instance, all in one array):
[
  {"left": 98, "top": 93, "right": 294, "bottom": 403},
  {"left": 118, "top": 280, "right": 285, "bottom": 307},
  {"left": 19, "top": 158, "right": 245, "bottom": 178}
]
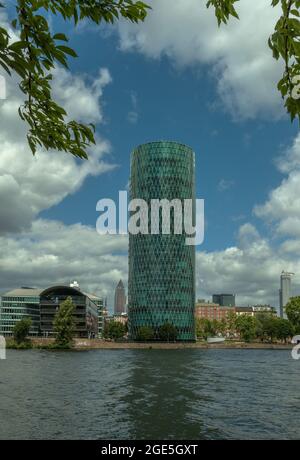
[{"left": 128, "top": 141, "right": 196, "bottom": 341}]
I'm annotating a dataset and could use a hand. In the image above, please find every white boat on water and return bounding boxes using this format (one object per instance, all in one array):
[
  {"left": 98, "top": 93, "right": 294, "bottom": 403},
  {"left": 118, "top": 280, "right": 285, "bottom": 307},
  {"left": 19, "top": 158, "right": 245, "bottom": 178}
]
[{"left": 207, "top": 337, "right": 225, "bottom": 344}]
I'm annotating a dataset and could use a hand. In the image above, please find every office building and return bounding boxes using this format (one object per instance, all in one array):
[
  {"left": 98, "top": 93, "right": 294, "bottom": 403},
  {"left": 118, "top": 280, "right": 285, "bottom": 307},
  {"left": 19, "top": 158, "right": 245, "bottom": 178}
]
[
  {"left": 87, "top": 293, "right": 106, "bottom": 338},
  {"left": 40, "top": 285, "right": 98, "bottom": 338},
  {"left": 212, "top": 294, "right": 236, "bottom": 307},
  {"left": 0, "top": 287, "right": 41, "bottom": 336},
  {"left": 0, "top": 284, "right": 102, "bottom": 338},
  {"left": 128, "top": 141, "right": 196, "bottom": 341}
]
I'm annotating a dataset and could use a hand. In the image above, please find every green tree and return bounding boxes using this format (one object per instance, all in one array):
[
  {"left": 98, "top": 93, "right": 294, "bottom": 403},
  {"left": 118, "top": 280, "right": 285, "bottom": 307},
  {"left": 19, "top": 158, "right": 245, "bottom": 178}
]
[
  {"left": 0, "top": 1, "right": 149, "bottom": 157},
  {"left": 13, "top": 317, "right": 32, "bottom": 344},
  {"left": 275, "top": 318, "right": 294, "bottom": 343},
  {"left": 196, "top": 318, "right": 227, "bottom": 339},
  {"left": 136, "top": 325, "right": 154, "bottom": 341},
  {"left": 207, "top": 0, "right": 300, "bottom": 122},
  {"left": 211, "top": 319, "right": 226, "bottom": 335},
  {"left": 226, "top": 310, "right": 237, "bottom": 337},
  {"left": 235, "top": 315, "right": 258, "bottom": 342},
  {"left": 53, "top": 296, "right": 75, "bottom": 347},
  {"left": 196, "top": 318, "right": 214, "bottom": 339},
  {"left": 256, "top": 313, "right": 278, "bottom": 343},
  {"left": 158, "top": 323, "right": 178, "bottom": 342},
  {"left": 286, "top": 296, "right": 300, "bottom": 332},
  {"left": 104, "top": 320, "right": 126, "bottom": 340}
]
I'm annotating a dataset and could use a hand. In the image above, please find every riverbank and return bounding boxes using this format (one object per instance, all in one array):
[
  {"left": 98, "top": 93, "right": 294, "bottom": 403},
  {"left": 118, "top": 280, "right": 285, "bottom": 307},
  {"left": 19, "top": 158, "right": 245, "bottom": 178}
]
[{"left": 28, "top": 338, "right": 293, "bottom": 350}]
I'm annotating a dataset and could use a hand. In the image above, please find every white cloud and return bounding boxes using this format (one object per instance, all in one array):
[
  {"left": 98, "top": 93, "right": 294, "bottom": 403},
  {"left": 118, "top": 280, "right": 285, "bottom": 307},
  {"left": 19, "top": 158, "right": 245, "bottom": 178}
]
[
  {"left": 254, "top": 134, "right": 300, "bottom": 235},
  {"left": 0, "top": 12, "right": 122, "bottom": 304},
  {"left": 52, "top": 67, "right": 112, "bottom": 123},
  {"left": 0, "top": 67, "right": 115, "bottom": 234},
  {"left": 2, "top": 141, "right": 300, "bottom": 309},
  {"left": 0, "top": 219, "right": 128, "bottom": 304},
  {"left": 196, "top": 224, "right": 298, "bottom": 309},
  {"left": 117, "top": 0, "right": 283, "bottom": 119},
  {"left": 217, "top": 178, "right": 234, "bottom": 192},
  {"left": 127, "top": 111, "right": 139, "bottom": 124},
  {"left": 127, "top": 91, "right": 139, "bottom": 124},
  {"left": 1, "top": 5, "right": 300, "bottom": 309},
  {"left": 196, "top": 136, "right": 300, "bottom": 308}
]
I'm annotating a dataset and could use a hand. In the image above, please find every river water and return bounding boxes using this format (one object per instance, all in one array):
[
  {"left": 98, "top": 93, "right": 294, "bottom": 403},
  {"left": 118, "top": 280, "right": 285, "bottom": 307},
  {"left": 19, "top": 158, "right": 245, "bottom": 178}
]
[{"left": 0, "top": 349, "right": 299, "bottom": 439}]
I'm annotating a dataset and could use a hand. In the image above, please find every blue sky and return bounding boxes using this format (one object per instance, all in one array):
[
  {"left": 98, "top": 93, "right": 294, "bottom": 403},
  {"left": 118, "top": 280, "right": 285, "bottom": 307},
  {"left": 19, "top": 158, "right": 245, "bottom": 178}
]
[
  {"left": 1, "top": 0, "right": 300, "bottom": 309},
  {"left": 41, "top": 16, "right": 297, "bottom": 252}
]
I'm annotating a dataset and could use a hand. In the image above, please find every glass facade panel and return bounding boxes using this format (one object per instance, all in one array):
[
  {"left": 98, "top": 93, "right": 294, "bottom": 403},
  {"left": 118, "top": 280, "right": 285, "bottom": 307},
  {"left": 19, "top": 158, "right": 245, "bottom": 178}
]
[
  {"left": 128, "top": 141, "right": 196, "bottom": 341},
  {"left": 0, "top": 296, "right": 40, "bottom": 336}
]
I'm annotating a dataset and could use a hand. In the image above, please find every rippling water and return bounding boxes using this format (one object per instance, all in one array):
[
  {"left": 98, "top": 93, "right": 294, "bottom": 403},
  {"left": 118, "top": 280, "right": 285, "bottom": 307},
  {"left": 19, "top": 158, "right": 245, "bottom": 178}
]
[{"left": 0, "top": 349, "right": 300, "bottom": 439}]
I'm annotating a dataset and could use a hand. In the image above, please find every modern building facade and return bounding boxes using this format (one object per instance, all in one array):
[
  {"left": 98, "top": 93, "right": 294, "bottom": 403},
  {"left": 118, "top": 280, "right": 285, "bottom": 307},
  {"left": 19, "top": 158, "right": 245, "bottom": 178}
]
[
  {"left": 0, "top": 287, "right": 42, "bottom": 336},
  {"left": 40, "top": 286, "right": 98, "bottom": 338},
  {"left": 128, "top": 141, "right": 196, "bottom": 341},
  {"left": 0, "top": 284, "right": 102, "bottom": 338},
  {"left": 114, "top": 280, "right": 126, "bottom": 315},
  {"left": 86, "top": 293, "right": 106, "bottom": 338},
  {"left": 212, "top": 294, "right": 236, "bottom": 307},
  {"left": 279, "top": 271, "right": 294, "bottom": 318}
]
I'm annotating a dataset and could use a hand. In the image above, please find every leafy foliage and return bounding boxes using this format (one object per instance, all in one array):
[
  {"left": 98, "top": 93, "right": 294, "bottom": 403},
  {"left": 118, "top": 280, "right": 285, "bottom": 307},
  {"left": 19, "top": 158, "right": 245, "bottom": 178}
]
[
  {"left": 158, "top": 322, "right": 178, "bottom": 342},
  {"left": 196, "top": 317, "right": 226, "bottom": 339},
  {"left": 286, "top": 296, "right": 300, "bottom": 331},
  {"left": 196, "top": 311, "right": 294, "bottom": 343},
  {"left": 206, "top": 0, "right": 239, "bottom": 25},
  {"left": 275, "top": 317, "right": 294, "bottom": 342},
  {"left": 53, "top": 296, "right": 75, "bottom": 346},
  {"left": 234, "top": 315, "right": 258, "bottom": 342},
  {"left": 104, "top": 320, "right": 126, "bottom": 340},
  {"left": 0, "top": 1, "right": 150, "bottom": 157},
  {"left": 207, "top": 0, "right": 300, "bottom": 122},
  {"left": 255, "top": 313, "right": 278, "bottom": 342},
  {"left": 196, "top": 317, "right": 215, "bottom": 339},
  {"left": 136, "top": 325, "right": 155, "bottom": 341},
  {"left": 2, "top": 1, "right": 300, "bottom": 158},
  {"left": 13, "top": 317, "right": 32, "bottom": 344}
]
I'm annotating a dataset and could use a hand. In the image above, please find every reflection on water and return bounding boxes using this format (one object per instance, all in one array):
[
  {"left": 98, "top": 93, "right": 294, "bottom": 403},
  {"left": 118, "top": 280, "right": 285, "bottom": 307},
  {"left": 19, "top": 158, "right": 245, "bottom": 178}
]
[
  {"left": 124, "top": 350, "right": 212, "bottom": 439},
  {"left": 0, "top": 349, "right": 299, "bottom": 439}
]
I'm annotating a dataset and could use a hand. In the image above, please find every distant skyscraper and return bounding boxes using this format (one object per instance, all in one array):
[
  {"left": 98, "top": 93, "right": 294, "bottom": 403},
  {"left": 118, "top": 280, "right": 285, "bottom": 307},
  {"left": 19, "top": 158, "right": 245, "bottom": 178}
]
[
  {"left": 114, "top": 280, "right": 126, "bottom": 315},
  {"left": 128, "top": 141, "right": 196, "bottom": 341},
  {"left": 279, "top": 271, "right": 294, "bottom": 318},
  {"left": 212, "top": 294, "right": 235, "bottom": 307}
]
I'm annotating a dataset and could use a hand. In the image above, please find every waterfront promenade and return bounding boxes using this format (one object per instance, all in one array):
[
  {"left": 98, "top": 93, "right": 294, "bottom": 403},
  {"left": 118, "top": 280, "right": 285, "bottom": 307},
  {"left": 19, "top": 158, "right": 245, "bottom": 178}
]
[{"left": 30, "top": 338, "right": 293, "bottom": 350}]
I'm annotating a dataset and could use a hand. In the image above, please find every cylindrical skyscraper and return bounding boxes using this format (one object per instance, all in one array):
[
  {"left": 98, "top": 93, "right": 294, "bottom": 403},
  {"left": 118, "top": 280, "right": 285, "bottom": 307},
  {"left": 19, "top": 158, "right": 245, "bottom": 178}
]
[{"left": 128, "top": 141, "right": 196, "bottom": 341}]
